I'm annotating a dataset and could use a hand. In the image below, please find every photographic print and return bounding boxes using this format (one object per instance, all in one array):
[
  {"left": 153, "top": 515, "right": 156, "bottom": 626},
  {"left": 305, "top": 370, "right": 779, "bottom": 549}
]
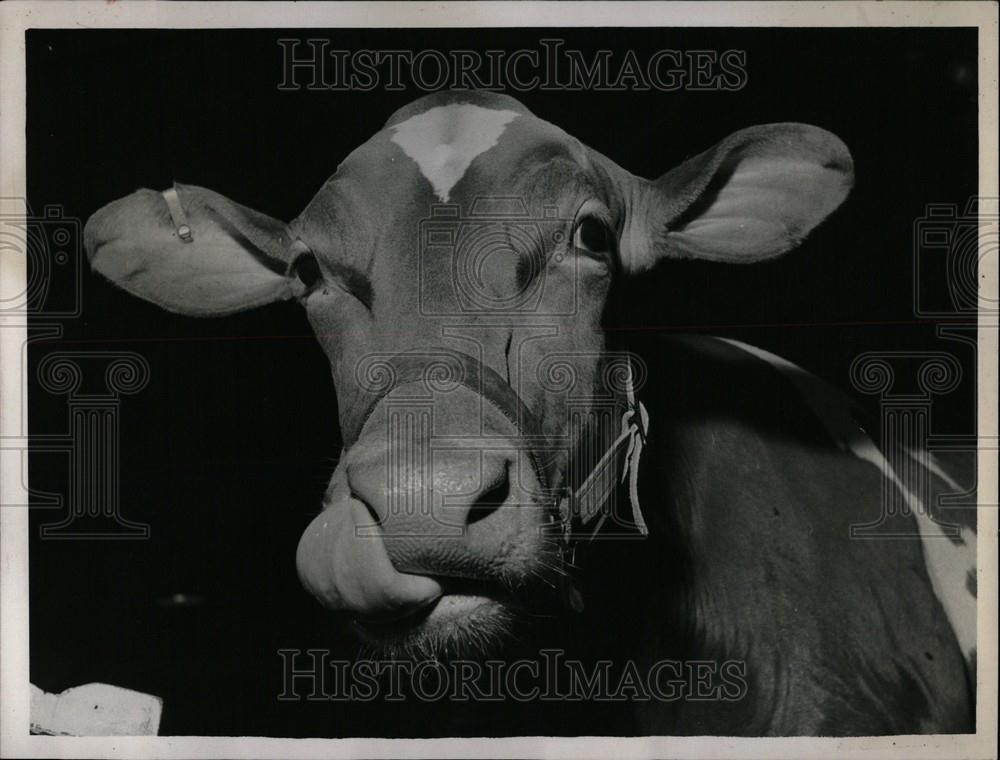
[{"left": 1, "top": 2, "right": 996, "bottom": 758}]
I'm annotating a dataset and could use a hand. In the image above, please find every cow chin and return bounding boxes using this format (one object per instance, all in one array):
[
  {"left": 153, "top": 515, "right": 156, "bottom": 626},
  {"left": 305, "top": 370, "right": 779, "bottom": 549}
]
[{"left": 351, "top": 588, "right": 524, "bottom": 659}]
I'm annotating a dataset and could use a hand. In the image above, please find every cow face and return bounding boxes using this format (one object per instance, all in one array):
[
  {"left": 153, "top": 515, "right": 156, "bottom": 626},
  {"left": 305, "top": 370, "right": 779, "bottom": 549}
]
[{"left": 85, "top": 91, "right": 852, "bottom": 656}]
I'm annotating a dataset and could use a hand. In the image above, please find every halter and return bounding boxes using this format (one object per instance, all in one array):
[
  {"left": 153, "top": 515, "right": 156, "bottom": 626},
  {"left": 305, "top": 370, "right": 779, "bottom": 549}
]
[{"left": 344, "top": 348, "right": 650, "bottom": 573}]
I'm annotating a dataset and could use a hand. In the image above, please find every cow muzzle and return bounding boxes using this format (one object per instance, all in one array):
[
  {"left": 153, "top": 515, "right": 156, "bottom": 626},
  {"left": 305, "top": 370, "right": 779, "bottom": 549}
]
[{"left": 295, "top": 350, "right": 564, "bottom": 649}]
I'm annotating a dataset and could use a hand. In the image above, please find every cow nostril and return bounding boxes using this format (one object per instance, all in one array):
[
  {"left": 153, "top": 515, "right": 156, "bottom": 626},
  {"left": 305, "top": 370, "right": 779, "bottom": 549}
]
[{"left": 467, "top": 466, "right": 511, "bottom": 525}]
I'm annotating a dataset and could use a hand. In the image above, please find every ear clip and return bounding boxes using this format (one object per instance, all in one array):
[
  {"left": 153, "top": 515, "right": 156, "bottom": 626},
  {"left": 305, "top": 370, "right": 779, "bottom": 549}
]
[{"left": 162, "top": 186, "right": 193, "bottom": 243}]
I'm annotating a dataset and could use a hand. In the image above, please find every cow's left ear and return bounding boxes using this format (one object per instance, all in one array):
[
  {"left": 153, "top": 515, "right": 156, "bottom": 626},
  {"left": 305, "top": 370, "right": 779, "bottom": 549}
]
[
  {"left": 85, "top": 183, "right": 303, "bottom": 316},
  {"left": 627, "top": 123, "right": 853, "bottom": 271}
]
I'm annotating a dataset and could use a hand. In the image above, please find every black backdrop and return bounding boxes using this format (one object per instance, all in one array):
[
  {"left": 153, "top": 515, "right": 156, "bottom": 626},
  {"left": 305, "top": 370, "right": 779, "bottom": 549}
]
[{"left": 27, "top": 28, "right": 977, "bottom": 736}]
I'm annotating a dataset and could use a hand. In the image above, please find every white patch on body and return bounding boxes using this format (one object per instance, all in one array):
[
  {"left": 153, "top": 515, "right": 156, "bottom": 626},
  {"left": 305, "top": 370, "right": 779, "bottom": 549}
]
[
  {"left": 390, "top": 103, "right": 519, "bottom": 202},
  {"left": 717, "top": 337, "right": 977, "bottom": 667}
]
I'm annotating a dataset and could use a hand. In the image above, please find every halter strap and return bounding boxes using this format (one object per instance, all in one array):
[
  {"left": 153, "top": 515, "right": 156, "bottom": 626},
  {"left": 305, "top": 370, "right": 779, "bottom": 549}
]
[
  {"left": 566, "top": 361, "right": 649, "bottom": 541},
  {"left": 345, "top": 347, "right": 649, "bottom": 555}
]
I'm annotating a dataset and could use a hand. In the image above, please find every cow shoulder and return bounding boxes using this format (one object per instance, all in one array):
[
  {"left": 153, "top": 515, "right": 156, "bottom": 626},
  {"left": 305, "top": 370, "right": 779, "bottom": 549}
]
[{"left": 633, "top": 334, "right": 972, "bottom": 734}]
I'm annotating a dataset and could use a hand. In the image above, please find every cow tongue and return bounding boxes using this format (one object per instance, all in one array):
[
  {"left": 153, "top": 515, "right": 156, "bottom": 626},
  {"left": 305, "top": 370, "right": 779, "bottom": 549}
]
[{"left": 296, "top": 498, "right": 443, "bottom": 621}]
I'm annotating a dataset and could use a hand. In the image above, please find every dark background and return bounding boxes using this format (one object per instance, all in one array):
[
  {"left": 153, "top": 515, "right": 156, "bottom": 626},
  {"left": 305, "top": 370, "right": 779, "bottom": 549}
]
[{"left": 27, "top": 28, "right": 978, "bottom": 736}]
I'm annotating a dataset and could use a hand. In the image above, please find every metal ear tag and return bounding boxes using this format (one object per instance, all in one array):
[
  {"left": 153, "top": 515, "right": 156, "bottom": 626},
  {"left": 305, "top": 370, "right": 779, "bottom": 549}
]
[{"left": 162, "top": 186, "right": 193, "bottom": 242}]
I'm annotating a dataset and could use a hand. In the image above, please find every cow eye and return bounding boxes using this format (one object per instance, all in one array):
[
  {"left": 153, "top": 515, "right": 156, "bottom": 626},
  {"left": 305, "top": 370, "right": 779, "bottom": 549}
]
[
  {"left": 292, "top": 253, "right": 322, "bottom": 289},
  {"left": 573, "top": 217, "right": 610, "bottom": 256}
]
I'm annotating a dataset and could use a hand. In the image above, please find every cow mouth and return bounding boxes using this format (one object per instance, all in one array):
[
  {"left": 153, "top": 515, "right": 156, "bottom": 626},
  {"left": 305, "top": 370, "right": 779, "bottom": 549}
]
[
  {"left": 296, "top": 485, "right": 569, "bottom": 658},
  {"left": 349, "top": 578, "right": 540, "bottom": 658}
]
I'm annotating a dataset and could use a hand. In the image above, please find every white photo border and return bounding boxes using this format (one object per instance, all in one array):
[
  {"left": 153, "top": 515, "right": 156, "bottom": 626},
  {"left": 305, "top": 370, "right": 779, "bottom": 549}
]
[{"left": 1, "top": 2, "right": 996, "bottom": 758}]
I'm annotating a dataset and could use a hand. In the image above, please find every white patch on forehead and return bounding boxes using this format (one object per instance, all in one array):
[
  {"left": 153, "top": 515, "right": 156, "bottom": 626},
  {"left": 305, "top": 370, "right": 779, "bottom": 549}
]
[
  {"left": 390, "top": 103, "right": 519, "bottom": 202},
  {"left": 718, "top": 337, "right": 978, "bottom": 667}
]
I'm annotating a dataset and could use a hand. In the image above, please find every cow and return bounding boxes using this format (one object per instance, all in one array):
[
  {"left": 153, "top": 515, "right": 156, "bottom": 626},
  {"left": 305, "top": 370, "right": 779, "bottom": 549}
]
[{"left": 83, "top": 91, "right": 975, "bottom": 735}]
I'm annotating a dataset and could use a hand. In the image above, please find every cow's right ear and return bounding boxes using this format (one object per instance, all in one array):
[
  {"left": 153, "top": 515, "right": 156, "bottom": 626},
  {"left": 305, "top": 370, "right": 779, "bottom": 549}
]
[{"left": 85, "top": 183, "right": 304, "bottom": 316}]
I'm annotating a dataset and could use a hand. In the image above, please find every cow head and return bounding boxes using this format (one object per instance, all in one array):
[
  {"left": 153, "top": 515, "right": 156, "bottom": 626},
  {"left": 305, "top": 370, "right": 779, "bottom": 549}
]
[{"left": 85, "top": 91, "right": 852, "bottom": 656}]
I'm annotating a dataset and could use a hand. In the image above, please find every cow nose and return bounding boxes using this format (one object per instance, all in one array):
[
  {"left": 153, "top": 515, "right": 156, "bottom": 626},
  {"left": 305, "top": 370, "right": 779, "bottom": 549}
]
[{"left": 347, "top": 447, "right": 546, "bottom": 584}]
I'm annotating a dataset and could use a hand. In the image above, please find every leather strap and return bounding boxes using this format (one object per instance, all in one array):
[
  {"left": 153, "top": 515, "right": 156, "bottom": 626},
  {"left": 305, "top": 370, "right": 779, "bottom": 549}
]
[{"left": 566, "top": 363, "right": 649, "bottom": 541}]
